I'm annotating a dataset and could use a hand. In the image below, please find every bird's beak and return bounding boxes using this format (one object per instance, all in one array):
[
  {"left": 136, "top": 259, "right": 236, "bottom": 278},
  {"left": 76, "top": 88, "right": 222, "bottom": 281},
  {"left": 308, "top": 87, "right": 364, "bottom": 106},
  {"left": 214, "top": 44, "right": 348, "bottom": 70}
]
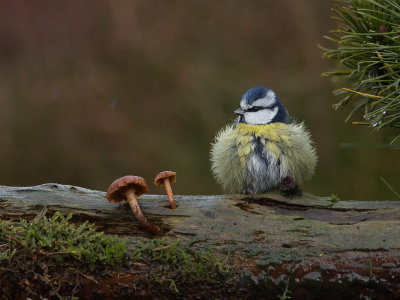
[{"left": 234, "top": 108, "right": 245, "bottom": 115}]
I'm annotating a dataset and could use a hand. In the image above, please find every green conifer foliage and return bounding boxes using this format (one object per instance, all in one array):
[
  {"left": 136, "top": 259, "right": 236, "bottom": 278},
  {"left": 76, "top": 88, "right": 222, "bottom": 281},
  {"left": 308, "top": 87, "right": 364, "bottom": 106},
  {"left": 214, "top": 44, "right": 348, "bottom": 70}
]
[{"left": 322, "top": 0, "right": 400, "bottom": 139}]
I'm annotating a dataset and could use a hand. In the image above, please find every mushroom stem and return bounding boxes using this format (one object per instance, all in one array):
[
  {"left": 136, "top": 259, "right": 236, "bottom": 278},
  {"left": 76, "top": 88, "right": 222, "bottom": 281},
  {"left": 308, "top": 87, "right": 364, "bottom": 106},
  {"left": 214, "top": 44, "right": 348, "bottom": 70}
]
[
  {"left": 126, "top": 189, "right": 160, "bottom": 233},
  {"left": 163, "top": 179, "right": 176, "bottom": 209}
]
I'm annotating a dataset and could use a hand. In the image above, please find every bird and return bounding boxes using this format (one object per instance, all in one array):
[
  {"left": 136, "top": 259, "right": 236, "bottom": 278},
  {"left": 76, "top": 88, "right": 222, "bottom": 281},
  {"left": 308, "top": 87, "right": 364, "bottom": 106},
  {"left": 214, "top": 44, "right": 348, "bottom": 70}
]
[{"left": 210, "top": 86, "right": 317, "bottom": 196}]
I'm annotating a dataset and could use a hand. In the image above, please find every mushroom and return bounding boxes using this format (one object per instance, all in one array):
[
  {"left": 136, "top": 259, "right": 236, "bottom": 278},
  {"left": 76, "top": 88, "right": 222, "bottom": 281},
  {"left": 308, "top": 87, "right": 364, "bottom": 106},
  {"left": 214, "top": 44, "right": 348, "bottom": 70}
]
[
  {"left": 154, "top": 171, "right": 177, "bottom": 209},
  {"left": 107, "top": 175, "right": 159, "bottom": 233}
]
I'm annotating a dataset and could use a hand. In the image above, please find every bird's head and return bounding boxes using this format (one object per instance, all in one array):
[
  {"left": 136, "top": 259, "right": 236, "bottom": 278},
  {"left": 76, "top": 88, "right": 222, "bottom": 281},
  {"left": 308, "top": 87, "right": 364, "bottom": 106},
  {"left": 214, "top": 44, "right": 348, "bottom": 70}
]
[{"left": 235, "top": 86, "right": 290, "bottom": 125}]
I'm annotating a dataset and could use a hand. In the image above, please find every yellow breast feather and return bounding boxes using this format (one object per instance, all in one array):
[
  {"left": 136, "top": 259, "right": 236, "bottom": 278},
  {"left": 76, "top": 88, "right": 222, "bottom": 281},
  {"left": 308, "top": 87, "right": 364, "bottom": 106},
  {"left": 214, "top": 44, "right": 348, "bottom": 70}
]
[
  {"left": 235, "top": 122, "right": 317, "bottom": 183},
  {"left": 210, "top": 122, "right": 317, "bottom": 193}
]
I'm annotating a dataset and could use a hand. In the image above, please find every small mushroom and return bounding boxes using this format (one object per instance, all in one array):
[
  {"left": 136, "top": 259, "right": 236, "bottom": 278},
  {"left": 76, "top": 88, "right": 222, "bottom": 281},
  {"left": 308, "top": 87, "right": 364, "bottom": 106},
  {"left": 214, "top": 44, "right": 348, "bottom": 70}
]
[
  {"left": 107, "top": 175, "right": 159, "bottom": 233},
  {"left": 154, "top": 171, "right": 177, "bottom": 209}
]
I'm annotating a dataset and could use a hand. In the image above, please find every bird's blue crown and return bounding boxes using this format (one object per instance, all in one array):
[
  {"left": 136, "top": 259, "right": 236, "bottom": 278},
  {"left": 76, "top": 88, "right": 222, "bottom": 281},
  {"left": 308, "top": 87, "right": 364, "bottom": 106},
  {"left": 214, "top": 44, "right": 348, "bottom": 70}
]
[{"left": 242, "top": 86, "right": 276, "bottom": 105}]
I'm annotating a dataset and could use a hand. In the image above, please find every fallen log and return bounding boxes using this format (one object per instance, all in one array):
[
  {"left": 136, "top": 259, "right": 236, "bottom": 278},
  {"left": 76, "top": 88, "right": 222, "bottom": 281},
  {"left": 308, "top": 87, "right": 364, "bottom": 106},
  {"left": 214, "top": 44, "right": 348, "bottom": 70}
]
[{"left": 1, "top": 183, "right": 400, "bottom": 299}]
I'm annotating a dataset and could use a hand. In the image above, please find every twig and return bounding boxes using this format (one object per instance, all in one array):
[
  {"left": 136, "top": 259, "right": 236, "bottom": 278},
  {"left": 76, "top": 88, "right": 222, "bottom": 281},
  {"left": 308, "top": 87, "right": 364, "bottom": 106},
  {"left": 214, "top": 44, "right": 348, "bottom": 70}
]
[
  {"left": 41, "top": 250, "right": 70, "bottom": 256},
  {"left": 6, "top": 235, "right": 25, "bottom": 246},
  {"left": 33, "top": 207, "right": 48, "bottom": 224},
  {"left": 152, "top": 245, "right": 172, "bottom": 251},
  {"left": 54, "top": 241, "right": 83, "bottom": 261},
  {"left": 78, "top": 273, "right": 98, "bottom": 284}
]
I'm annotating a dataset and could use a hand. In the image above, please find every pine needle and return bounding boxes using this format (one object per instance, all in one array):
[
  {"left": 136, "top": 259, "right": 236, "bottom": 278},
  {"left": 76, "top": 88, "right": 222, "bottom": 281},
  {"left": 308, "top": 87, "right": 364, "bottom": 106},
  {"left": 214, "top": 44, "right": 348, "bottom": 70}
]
[
  {"left": 380, "top": 177, "right": 400, "bottom": 199},
  {"left": 342, "top": 88, "right": 383, "bottom": 99}
]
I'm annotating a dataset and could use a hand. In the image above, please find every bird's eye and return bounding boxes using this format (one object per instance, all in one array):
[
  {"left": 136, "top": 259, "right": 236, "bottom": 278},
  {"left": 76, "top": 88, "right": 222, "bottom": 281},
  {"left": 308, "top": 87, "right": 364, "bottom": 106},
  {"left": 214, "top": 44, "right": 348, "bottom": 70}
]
[{"left": 246, "top": 106, "right": 263, "bottom": 112}]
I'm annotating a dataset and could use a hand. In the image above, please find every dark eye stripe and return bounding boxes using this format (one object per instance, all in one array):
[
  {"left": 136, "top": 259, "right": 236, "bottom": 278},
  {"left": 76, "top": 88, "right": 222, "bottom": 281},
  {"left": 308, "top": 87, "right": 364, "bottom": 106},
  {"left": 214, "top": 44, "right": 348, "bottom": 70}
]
[{"left": 246, "top": 106, "right": 263, "bottom": 112}]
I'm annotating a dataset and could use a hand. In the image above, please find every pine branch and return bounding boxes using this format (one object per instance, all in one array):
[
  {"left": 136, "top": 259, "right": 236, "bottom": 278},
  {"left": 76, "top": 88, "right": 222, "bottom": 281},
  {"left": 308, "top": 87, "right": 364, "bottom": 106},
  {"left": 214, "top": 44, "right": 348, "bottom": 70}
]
[{"left": 322, "top": 0, "right": 400, "bottom": 134}]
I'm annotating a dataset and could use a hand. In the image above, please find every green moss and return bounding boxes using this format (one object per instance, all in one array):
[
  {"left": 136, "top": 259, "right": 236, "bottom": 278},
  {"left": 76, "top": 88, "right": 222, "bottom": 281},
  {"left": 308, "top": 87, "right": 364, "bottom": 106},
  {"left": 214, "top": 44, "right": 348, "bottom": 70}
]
[
  {"left": 331, "top": 194, "right": 340, "bottom": 202},
  {"left": 0, "top": 248, "right": 16, "bottom": 262},
  {"left": 132, "top": 238, "right": 230, "bottom": 276},
  {"left": 0, "top": 212, "right": 127, "bottom": 267},
  {"left": 131, "top": 238, "right": 231, "bottom": 292},
  {"left": 257, "top": 250, "right": 300, "bottom": 269}
]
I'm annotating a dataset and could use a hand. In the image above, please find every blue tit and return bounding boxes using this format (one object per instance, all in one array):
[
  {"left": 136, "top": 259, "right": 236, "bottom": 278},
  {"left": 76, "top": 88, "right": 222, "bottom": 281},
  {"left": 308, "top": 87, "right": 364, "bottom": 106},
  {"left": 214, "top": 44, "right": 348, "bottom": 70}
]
[{"left": 210, "top": 86, "right": 317, "bottom": 195}]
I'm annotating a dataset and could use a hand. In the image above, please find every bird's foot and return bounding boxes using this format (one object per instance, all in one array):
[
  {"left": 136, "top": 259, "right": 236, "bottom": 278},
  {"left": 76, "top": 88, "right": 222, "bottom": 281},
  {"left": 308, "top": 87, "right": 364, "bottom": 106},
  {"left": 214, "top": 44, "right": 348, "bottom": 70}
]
[
  {"left": 242, "top": 188, "right": 254, "bottom": 194},
  {"left": 280, "top": 176, "right": 302, "bottom": 198}
]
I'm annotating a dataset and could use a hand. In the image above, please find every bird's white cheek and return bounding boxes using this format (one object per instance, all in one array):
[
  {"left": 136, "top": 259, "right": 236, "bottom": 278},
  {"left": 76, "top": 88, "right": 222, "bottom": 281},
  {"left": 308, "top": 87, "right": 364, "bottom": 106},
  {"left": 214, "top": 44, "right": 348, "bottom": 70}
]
[{"left": 244, "top": 107, "right": 278, "bottom": 125}]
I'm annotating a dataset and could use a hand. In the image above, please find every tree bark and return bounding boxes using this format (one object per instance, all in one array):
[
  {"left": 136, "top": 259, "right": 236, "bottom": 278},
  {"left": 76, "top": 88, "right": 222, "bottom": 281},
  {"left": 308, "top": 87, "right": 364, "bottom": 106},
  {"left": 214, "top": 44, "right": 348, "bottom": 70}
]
[{"left": 1, "top": 183, "right": 400, "bottom": 298}]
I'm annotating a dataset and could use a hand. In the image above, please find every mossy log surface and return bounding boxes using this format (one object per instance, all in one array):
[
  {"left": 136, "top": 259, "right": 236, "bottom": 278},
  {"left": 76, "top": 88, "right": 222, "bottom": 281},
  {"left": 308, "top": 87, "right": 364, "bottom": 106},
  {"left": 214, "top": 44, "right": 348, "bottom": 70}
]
[{"left": 1, "top": 183, "right": 400, "bottom": 299}]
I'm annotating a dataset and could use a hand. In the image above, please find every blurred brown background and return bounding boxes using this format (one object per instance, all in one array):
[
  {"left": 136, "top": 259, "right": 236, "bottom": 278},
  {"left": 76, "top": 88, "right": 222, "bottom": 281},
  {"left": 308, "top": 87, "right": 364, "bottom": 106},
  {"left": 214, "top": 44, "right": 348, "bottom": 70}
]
[{"left": 0, "top": 1, "right": 398, "bottom": 200}]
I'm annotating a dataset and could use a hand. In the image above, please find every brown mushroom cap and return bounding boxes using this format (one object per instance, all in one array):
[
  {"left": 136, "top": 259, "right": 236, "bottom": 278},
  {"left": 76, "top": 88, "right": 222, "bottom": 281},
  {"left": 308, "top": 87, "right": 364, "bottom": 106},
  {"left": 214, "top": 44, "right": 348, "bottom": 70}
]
[
  {"left": 154, "top": 171, "right": 176, "bottom": 186},
  {"left": 107, "top": 175, "right": 149, "bottom": 204}
]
